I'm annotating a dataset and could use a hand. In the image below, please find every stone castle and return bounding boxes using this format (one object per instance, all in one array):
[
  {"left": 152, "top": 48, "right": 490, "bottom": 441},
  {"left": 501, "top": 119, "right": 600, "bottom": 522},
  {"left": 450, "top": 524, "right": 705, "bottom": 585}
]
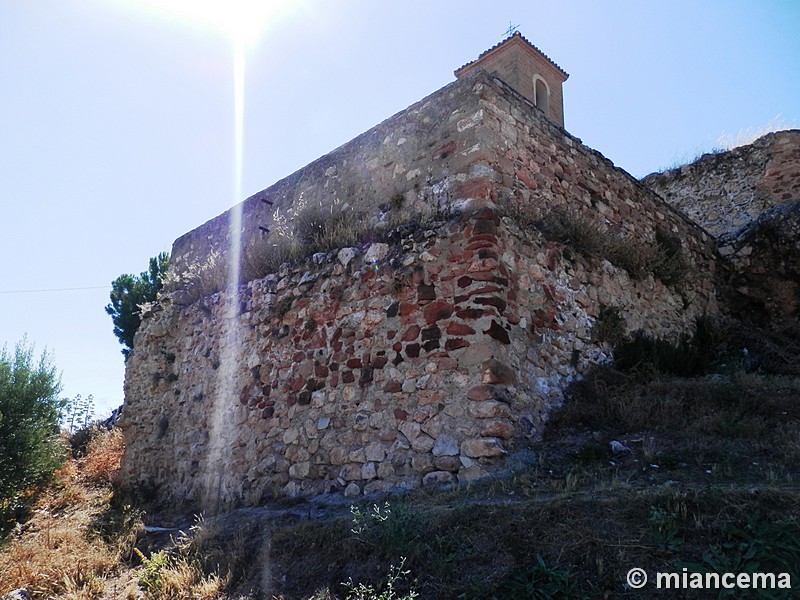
[{"left": 118, "top": 33, "right": 800, "bottom": 507}]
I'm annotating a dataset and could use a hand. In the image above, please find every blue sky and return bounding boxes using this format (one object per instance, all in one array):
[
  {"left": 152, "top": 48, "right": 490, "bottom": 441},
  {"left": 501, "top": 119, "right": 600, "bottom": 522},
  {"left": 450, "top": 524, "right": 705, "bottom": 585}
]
[{"left": 1, "top": 0, "right": 798, "bottom": 416}]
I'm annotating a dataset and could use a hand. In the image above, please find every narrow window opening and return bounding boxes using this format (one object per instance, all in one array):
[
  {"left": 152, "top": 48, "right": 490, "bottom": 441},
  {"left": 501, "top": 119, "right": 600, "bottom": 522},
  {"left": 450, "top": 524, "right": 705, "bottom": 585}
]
[{"left": 534, "top": 77, "right": 549, "bottom": 115}]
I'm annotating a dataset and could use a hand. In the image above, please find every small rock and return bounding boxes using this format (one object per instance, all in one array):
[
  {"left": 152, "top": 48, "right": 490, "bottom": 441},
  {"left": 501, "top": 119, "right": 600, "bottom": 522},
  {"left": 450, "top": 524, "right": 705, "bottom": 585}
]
[
  {"left": 461, "top": 437, "right": 506, "bottom": 458},
  {"left": 344, "top": 482, "right": 361, "bottom": 498},
  {"left": 432, "top": 433, "right": 459, "bottom": 457},
  {"left": 361, "top": 462, "right": 377, "bottom": 480},
  {"left": 298, "top": 271, "right": 317, "bottom": 285},
  {"left": 422, "top": 470, "right": 456, "bottom": 486},
  {"left": 610, "top": 440, "right": 632, "bottom": 455},
  {"left": 364, "top": 243, "right": 390, "bottom": 264},
  {"left": 338, "top": 247, "right": 357, "bottom": 267}
]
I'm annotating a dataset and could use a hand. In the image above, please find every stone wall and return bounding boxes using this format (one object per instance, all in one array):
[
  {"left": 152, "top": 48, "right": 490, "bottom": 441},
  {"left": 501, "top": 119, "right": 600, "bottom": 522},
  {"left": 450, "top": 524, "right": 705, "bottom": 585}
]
[
  {"left": 642, "top": 130, "right": 800, "bottom": 241},
  {"left": 119, "top": 72, "right": 720, "bottom": 507},
  {"left": 641, "top": 130, "right": 800, "bottom": 331},
  {"left": 170, "top": 70, "right": 494, "bottom": 278}
]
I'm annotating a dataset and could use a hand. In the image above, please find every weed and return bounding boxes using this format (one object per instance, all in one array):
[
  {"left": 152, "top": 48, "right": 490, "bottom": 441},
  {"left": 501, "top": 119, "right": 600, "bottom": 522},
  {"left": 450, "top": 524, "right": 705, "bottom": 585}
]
[
  {"left": 351, "top": 501, "right": 425, "bottom": 562},
  {"left": 574, "top": 441, "right": 607, "bottom": 465},
  {"left": 134, "top": 547, "right": 170, "bottom": 595},
  {"left": 648, "top": 506, "right": 683, "bottom": 551},
  {"left": 539, "top": 209, "right": 607, "bottom": 258},
  {"left": 591, "top": 305, "right": 626, "bottom": 346},
  {"left": 490, "top": 555, "right": 583, "bottom": 600},
  {"left": 679, "top": 513, "right": 800, "bottom": 598},
  {"left": 343, "top": 557, "right": 418, "bottom": 600}
]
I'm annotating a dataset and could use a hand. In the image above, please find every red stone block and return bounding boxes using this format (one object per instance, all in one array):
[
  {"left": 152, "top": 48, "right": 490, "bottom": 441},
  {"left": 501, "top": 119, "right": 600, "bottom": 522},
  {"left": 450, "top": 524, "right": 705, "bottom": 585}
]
[
  {"left": 292, "top": 351, "right": 305, "bottom": 363},
  {"left": 346, "top": 358, "right": 362, "bottom": 369},
  {"left": 457, "top": 276, "right": 473, "bottom": 288},
  {"left": 405, "top": 343, "right": 421, "bottom": 358},
  {"left": 423, "top": 301, "right": 453, "bottom": 324},
  {"left": 402, "top": 324, "right": 421, "bottom": 341},
  {"left": 342, "top": 371, "right": 356, "bottom": 384},
  {"left": 438, "top": 357, "right": 458, "bottom": 370},
  {"left": 468, "top": 233, "right": 498, "bottom": 245},
  {"left": 421, "top": 325, "right": 442, "bottom": 341},
  {"left": 474, "top": 296, "right": 508, "bottom": 314},
  {"left": 467, "top": 385, "right": 493, "bottom": 401},
  {"left": 468, "top": 285, "right": 501, "bottom": 296},
  {"left": 434, "top": 140, "right": 457, "bottom": 160},
  {"left": 471, "top": 219, "right": 497, "bottom": 236},
  {"left": 384, "top": 380, "right": 402, "bottom": 393},
  {"left": 473, "top": 207, "right": 500, "bottom": 223},
  {"left": 417, "top": 283, "right": 436, "bottom": 302},
  {"left": 371, "top": 355, "right": 389, "bottom": 369},
  {"left": 422, "top": 339, "right": 440, "bottom": 352},
  {"left": 446, "top": 322, "right": 476, "bottom": 336},
  {"left": 456, "top": 177, "right": 492, "bottom": 200},
  {"left": 445, "top": 338, "right": 470, "bottom": 351},
  {"left": 456, "top": 307, "right": 485, "bottom": 319},
  {"left": 399, "top": 302, "right": 417, "bottom": 316},
  {"left": 315, "top": 364, "right": 329, "bottom": 378},
  {"left": 481, "top": 420, "right": 514, "bottom": 439}
]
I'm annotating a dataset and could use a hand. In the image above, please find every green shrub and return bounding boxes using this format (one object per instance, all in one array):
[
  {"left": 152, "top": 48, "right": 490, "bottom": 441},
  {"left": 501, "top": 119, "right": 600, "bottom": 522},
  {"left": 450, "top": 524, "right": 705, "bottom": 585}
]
[
  {"left": 0, "top": 339, "right": 65, "bottom": 528},
  {"left": 613, "top": 317, "right": 717, "bottom": 376},
  {"left": 591, "top": 305, "right": 626, "bottom": 346},
  {"left": 490, "top": 556, "right": 582, "bottom": 600}
]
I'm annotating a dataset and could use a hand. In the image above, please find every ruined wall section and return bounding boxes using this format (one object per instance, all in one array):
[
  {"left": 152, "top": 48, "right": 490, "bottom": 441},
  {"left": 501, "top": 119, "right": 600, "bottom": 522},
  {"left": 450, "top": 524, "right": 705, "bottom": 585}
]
[{"left": 641, "top": 130, "right": 800, "bottom": 241}]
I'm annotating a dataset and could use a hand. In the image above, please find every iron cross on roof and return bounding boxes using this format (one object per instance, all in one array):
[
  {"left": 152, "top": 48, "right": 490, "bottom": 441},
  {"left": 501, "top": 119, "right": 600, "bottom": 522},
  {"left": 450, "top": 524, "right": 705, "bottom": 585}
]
[{"left": 504, "top": 21, "right": 520, "bottom": 37}]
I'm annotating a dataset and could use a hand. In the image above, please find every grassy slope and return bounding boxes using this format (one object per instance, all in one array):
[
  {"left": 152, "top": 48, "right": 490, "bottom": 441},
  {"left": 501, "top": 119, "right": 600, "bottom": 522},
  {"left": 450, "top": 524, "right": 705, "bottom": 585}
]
[{"left": 2, "top": 345, "right": 799, "bottom": 599}]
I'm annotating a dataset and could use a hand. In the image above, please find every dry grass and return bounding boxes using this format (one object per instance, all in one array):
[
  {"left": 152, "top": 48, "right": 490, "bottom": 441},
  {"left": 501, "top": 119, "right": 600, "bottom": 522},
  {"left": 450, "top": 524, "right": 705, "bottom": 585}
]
[
  {"left": 506, "top": 205, "right": 692, "bottom": 287},
  {"left": 81, "top": 428, "right": 124, "bottom": 487},
  {"left": 0, "top": 428, "right": 131, "bottom": 599}
]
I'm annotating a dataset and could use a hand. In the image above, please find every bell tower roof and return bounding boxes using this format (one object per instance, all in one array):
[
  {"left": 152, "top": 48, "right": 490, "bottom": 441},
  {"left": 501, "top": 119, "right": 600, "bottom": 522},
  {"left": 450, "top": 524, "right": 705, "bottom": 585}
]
[{"left": 455, "top": 32, "right": 569, "bottom": 128}]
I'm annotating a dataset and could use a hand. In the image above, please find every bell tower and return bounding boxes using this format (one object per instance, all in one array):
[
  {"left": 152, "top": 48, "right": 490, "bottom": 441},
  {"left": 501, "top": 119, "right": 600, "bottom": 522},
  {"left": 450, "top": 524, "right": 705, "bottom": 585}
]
[{"left": 455, "top": 32, "right": 569, "bottom": 128}]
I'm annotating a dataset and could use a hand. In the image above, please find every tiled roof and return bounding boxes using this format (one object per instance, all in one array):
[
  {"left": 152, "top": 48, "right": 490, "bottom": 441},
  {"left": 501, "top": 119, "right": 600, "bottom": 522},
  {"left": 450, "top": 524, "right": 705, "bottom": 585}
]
[{"left": 454, "top": 31, "right": 569, "bottom": 79}]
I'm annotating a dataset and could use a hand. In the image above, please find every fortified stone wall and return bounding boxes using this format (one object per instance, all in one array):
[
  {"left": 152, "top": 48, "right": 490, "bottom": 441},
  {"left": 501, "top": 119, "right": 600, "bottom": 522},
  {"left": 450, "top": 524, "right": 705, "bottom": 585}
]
[
  {"left": 120, "top": 71, "right": 719, "bottom": 507},
  {"left": 642, "top": 130, "right": 800, "bottom": 241}
]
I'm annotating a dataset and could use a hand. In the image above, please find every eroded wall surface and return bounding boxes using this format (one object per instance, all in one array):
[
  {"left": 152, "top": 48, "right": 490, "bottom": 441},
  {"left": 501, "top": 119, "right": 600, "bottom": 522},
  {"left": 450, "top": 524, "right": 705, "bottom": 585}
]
[
  {"left": 120, "top": 73, "right": 719, "bottom": 507},
  {"left": 642, "top": 130, "right": 800, "bottom": 330},
  {"left": 642, "top": 130, "right": 800, "bottom": 241}
]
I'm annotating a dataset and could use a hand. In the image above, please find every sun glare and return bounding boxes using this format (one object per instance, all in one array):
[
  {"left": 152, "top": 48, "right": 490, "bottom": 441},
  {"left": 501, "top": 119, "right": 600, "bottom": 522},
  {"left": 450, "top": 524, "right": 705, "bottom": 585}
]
[{"left": 137, "top": 0, "right": 293, "bottom": 44}]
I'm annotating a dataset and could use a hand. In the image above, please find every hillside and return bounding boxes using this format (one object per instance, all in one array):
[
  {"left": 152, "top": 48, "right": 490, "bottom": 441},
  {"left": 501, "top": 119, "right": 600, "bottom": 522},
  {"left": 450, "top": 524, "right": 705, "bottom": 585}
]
[{"left": 2, "top": 320, "right": 799, "bottom": 599}]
